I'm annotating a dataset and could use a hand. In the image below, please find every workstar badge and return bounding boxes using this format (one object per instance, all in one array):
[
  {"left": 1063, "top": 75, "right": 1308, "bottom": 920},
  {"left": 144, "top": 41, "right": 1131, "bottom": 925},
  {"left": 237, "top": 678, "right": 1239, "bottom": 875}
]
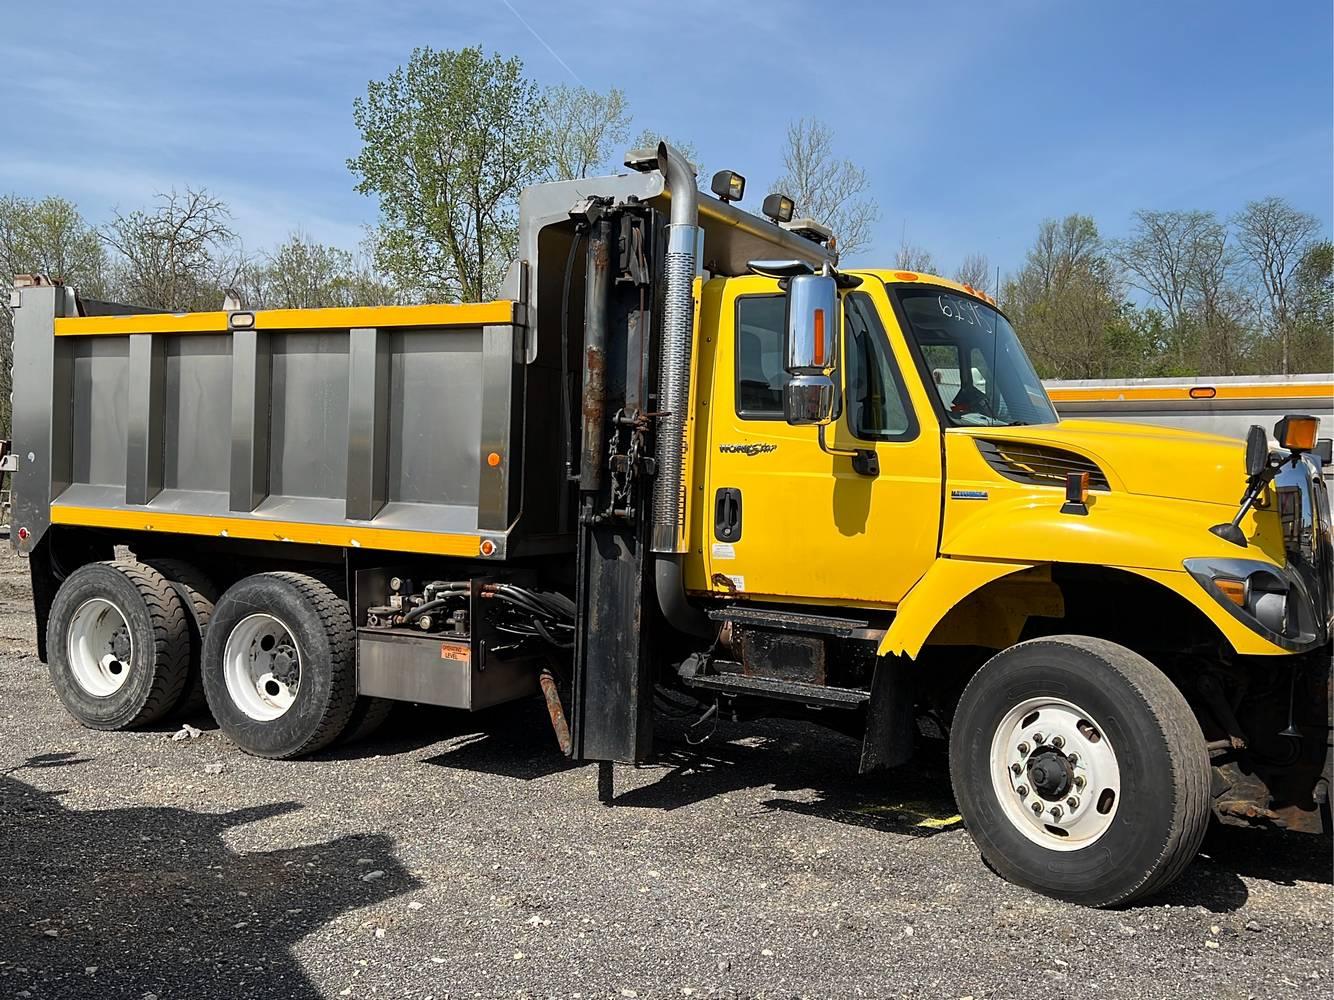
[{"left": 719, "top": 442, "right": 777, "bottom": 456}]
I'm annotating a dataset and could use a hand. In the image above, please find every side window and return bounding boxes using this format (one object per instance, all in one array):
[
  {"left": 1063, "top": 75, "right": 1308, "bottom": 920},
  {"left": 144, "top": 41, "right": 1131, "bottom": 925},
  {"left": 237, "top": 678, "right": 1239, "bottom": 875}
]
[
  {"left": 734, "top": 294, "right": 786, "bottom": 419},
  {"left": 844, "top": 293, "right": 915, "bottom": 440}
]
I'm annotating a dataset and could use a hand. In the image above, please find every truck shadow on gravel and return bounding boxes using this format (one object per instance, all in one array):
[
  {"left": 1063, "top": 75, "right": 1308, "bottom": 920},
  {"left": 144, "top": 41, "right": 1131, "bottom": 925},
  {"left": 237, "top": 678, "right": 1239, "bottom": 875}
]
[{"left": 0, "top": 756, "right": 417, "bottom": 1000}]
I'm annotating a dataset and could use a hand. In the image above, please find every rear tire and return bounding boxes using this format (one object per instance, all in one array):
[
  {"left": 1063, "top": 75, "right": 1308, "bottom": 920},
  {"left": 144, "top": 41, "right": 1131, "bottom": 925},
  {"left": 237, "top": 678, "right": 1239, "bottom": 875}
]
[
  {"left": 46, "top": 561, "right": 191, "bottom": 730},
  {"left": 949, "top": 635, "right": 1210, "bottom": 908},
  {"left": 140, "top": 558, "right": 217, "bottom": 718},
  {"left": 202, "top": 572, "right": 357, "bottom": 759},
  {"left": 339, "top": 696, "right": 395, "bottom": 746}
]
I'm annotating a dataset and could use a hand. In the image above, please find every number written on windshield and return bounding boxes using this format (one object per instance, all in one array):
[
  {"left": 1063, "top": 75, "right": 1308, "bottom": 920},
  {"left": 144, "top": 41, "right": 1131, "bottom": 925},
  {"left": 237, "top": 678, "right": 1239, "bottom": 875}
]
[{"left": 937, "top": 294, "right": 988, "bottom": 326}]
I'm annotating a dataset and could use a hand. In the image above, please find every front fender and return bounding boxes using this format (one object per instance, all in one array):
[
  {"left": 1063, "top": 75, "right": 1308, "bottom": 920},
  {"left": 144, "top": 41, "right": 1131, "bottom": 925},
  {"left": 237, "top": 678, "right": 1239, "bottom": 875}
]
[
  {"left": 878, "top": 492, "right": 1293, "bottom": 659},
  {"left": 878, "top": 558, "right": 1036, "bottom": 658}
]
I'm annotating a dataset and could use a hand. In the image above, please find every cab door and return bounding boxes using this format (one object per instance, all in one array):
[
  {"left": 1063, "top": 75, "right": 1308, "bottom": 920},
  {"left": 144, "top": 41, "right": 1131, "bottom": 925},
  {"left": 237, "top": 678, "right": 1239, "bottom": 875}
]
[{"left": 700, "top": 276, "right": 942, "bottom": 608}]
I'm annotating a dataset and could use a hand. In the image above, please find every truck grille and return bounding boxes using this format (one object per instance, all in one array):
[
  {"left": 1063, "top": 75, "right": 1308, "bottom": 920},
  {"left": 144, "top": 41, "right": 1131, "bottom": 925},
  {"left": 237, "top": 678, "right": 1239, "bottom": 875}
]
[{"left": 975, "top": 439, "right": 1110, "bottom": 491}]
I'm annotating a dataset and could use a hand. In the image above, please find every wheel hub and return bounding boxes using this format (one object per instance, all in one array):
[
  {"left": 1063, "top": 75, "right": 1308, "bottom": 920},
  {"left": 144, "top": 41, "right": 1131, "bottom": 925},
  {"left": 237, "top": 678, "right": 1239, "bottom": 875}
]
[
  {"left": 989, "top": 696, "right": 1122, "bottom": 850},
  {"left": 67, "top": 598, "right": 135, "bottom": 697},
  {"left": 1027, "top": 749, "right": 1073, "bottom": 801},
  {"left": 223, "top": 614, "right": 302, "bottom": 722}
]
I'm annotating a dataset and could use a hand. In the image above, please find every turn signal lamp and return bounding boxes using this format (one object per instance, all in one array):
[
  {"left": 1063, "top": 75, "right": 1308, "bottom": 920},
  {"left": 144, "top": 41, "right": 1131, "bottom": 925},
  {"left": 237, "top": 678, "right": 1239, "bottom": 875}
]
[
  {"left": 711, "top": 170, "right": 745, "bottom": 204},
  {"left": 812, "top": 308, "right": 826, "bottom": 366},
  {"left": 1275, "top": 414, "right": 1318, "bottom": 453},
  {"left": 762, "top": 193, "right": 794, "bottom": 224},
  {"left": 1060, "top": 471, "right": 1090, "bottom": 516},
  {"left": 1065, "top": 471, "right": 1089, "bottom": 504},
  {"left": 1215, "top": 578, "right": 1247, "bottom": 607}
]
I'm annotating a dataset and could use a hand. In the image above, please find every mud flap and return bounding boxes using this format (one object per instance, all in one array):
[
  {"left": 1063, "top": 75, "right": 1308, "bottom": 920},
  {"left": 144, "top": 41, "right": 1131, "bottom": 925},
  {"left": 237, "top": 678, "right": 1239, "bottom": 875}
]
[{"left": 860, "top": 654, "right": 915, "bottom": 772}]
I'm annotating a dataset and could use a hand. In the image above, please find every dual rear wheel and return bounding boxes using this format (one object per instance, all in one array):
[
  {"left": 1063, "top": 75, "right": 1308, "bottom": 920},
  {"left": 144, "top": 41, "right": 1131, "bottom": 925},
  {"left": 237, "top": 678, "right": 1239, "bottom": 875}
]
[{"left": 47, "top": 562, "right": 391, "bottom": 757}]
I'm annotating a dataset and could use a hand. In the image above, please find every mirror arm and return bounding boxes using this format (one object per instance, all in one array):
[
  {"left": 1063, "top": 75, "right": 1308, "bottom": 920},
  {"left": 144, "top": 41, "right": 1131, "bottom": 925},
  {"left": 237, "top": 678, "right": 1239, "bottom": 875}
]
[{"left": 817, "top": 425, "right": 879, "bottom": 477}]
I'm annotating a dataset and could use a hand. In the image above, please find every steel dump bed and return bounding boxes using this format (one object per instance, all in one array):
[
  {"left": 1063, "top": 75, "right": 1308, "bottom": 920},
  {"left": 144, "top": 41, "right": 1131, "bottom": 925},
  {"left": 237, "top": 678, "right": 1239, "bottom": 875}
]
[{"left": 9, "top": 288, "right": 559, "bottom": 560}]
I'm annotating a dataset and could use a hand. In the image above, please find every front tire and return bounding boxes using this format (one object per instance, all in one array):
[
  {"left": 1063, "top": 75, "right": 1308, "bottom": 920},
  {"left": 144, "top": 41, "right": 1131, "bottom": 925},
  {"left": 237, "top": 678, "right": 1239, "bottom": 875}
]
[
  {"left": 202, "top": 572, "right": 357, "bottom": 759},
  {"left": 949, "top": 635, "right": 1210, "bottom": 907},
  {"left": 46, "top": 561, "right": 191, "bottom": 730}
]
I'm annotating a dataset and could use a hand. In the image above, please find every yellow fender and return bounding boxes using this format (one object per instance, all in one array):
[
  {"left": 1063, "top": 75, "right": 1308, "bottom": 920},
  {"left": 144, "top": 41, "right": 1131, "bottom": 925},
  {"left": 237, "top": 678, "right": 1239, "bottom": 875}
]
[
  {"left": 878, "top": 556, "right": 1288, "bottom": 660},
  {"left": 878, "top": 559, "right": 1036, "bottom": 659}
]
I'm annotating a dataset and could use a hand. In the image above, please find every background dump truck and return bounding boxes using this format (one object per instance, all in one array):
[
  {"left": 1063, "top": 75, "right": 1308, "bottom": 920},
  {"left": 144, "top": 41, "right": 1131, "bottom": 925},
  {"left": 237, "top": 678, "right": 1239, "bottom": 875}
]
[{"left": 9, "top": 146, "right": 1332, "bottom": 908}]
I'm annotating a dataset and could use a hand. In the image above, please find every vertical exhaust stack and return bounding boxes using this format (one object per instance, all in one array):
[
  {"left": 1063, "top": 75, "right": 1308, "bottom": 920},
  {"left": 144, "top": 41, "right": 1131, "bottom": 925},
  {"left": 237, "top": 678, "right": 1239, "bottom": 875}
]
[
  {"left": 651, "top": 142, "right": 703, "bottom": 554},
  {"left": 651, "top": 143, "right": 713, "bottom": 637}
]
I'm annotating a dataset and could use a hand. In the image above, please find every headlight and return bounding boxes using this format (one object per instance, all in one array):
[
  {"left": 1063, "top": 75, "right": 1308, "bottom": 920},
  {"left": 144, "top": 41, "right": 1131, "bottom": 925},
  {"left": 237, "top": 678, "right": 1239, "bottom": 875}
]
[
  {"left": 1184, "top": 557, "right": 1294, "bottom": 642},
  {"left": 1246, "top": 577, "right": 1289, "bottom": 634}
]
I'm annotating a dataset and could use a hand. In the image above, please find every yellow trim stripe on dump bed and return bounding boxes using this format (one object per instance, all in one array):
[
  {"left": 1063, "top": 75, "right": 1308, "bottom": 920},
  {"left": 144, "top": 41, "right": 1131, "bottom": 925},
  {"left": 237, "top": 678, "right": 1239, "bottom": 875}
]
[
  {"left": 50, "top": 505, "right": 485, "bottom": 557},
  {"left": 1047, "top": 382, "right": 1334, "bottom": 403},
  {"left": 53, "top": 301, "right": 517, "bottom": 336}
]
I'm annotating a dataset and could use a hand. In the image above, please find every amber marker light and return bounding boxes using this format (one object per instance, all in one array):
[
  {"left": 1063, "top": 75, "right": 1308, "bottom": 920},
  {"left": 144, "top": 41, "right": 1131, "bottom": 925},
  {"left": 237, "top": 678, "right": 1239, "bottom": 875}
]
[
  {"left": 486, "top": 451, "right": 502, "bottom": 467},
  {"left": 1215, "top": 578, "right": 1247, "bottom": 607},
  {"left": 1275, "top": 414, "right": 1319, "bottom": 452},
  {"left": 812, "top": 309, "right": 826, "bottom": 366},
  {"left": 1188, "top": 386, "right": 1217, "bottom": 399},
  {"left": 1065, "top": 471, "right": 1090, "bottom": 505},
  {"left": 893, "top": 271, "right": 919, "bottom": 282}
]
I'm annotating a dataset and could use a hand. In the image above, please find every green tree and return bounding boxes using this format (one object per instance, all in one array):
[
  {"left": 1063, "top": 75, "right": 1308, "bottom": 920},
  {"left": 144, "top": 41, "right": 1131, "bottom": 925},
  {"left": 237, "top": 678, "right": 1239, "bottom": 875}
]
[
  {"left": 349, "top": 46, "right": 545, "bottom": 302},
  {"left": 541, "top": 85, "right": 631, "bottom": 181},
  {"left": 244, "top": 232, "right": 402, "bottom": 309},
  {"left": 1002, "top": 215, "right": 1127, "bottom": 379},
  {"left": 0, "top": 195, "right": 108, "bottom": 435},
  {"left": 1284, "top": 239, "right": 1333, "bottom": 373}
]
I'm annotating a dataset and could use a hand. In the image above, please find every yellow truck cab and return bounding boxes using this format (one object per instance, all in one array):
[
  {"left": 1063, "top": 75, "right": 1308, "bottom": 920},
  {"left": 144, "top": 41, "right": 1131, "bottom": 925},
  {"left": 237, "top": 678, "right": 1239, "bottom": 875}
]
[
  {"left": 686, "top": 267, "right": 1314, "bottom": 663},
  {"left": 11, "top": 145, "right": 1331, "bottom": 909}
]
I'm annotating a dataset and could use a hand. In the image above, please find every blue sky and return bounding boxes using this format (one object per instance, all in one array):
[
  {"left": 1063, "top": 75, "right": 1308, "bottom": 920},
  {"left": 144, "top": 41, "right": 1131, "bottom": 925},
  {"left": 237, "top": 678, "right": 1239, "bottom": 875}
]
[{"left": 3, "top": 0, "right": 1330, "bottom": 280}]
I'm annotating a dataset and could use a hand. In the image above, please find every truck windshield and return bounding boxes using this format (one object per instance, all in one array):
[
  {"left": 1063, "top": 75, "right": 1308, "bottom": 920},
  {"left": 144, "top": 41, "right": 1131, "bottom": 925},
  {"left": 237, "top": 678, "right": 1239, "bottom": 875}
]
[{"left": 890, "top": 286, "right": 1058, "bottom": 427}]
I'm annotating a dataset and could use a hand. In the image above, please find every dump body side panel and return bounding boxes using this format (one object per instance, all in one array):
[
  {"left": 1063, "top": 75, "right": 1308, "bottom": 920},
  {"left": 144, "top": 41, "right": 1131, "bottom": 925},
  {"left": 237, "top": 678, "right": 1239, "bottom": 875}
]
[{"left": 11, "top": 294, "right": 545, "bottom": 561}]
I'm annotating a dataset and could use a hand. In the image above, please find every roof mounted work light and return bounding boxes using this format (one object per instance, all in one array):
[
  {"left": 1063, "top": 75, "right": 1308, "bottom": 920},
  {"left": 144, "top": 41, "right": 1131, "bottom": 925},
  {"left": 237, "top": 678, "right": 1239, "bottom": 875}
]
[
  {"left": 711, "top": 170, "right": 745, "bottom": 203},
  {"left": 762, "top": 193, "right": 795, "bottom": 224}
]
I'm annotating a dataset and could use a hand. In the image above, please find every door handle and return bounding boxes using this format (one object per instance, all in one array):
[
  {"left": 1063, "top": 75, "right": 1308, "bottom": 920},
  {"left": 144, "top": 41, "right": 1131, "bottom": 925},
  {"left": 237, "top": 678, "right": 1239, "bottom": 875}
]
[{"left": 714, "top": 488, "right": 742, "bottom": 542}]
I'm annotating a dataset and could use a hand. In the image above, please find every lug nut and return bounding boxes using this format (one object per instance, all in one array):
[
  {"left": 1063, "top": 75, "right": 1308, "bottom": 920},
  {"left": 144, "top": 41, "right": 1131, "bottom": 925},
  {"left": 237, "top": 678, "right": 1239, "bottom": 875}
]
[
  {"left": 1050, "top": 805, "right": 1063, "bottom": 819},
  {"left": 1074, "top": 775, "right": 1086, "bottom": 789},
  {"left": 1067, "top": 752, "right": 1079, "bottom": 765},
  {"left": 1011, "top": 763, "right": 1023, "bottom": 775},
  {"left": 1032, "top": 732, "right": 1045, "bottom": 744},
  {"left": 1067, "top": 796, "right": 1080, "bottom": 810},
  {"left": 1031, "top": 801, "right": 1043, "bottom": 815},
  {"left": 1016, "top": 785, "right": 1028, "bottom": 797},
  {"left": 1017, "top": 742, "right": 1030, "bottom": 755},
  {"left": 1051, "top": 735, "right": 1065, "bottom": 749}
]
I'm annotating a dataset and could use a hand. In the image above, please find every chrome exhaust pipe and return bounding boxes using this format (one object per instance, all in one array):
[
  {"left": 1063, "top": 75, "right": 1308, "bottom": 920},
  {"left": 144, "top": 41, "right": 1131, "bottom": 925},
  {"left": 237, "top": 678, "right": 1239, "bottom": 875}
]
[
  {"left": 651, "top": 142, "right": 703, "bottom": 554},
  {"left": 651, "top": 142, "right": 713, "bottom": 637}
]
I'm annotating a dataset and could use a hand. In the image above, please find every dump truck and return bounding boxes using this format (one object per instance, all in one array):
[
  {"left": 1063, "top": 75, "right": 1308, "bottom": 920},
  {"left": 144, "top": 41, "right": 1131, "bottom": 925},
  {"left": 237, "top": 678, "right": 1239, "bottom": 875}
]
[{"left": 9, "top": 145, "right": 1331, "bottom": 908}]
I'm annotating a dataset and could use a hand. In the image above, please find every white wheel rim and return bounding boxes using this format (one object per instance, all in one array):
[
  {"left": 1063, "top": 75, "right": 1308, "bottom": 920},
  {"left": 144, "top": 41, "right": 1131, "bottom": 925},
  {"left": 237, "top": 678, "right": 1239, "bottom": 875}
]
[
  {"left": 67, "top": 598, "right": 134, "bottom": 697},
  {"left": 989, "top": 696, "right": 1121, "bottom": 851},
  {"left": 223, "top": 613, "right": 302, "bottom": 721}
]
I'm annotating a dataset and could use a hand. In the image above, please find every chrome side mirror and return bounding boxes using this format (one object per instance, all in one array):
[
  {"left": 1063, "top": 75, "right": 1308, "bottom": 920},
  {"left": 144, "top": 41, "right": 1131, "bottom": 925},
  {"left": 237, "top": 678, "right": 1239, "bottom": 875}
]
[
  {"left": 782, "top": 274, "right": 838, "bottom": 426},
  {"left": 784, "top": 376, "right": 836, "bottom": 425}
]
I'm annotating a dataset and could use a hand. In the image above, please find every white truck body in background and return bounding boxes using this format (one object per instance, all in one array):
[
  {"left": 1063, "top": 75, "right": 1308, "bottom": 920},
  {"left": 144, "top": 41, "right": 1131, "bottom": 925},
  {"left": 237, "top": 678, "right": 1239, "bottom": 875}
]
[{"left": 1044, "top": 373, "right": 1334, "bottom": 478}]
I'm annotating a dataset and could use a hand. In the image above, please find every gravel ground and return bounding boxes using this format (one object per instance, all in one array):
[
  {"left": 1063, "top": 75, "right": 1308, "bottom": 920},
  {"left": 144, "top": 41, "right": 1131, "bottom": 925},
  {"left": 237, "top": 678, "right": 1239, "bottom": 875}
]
[{"left": 0, "top": 546, "right": 1330, "bottom": 1000}]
